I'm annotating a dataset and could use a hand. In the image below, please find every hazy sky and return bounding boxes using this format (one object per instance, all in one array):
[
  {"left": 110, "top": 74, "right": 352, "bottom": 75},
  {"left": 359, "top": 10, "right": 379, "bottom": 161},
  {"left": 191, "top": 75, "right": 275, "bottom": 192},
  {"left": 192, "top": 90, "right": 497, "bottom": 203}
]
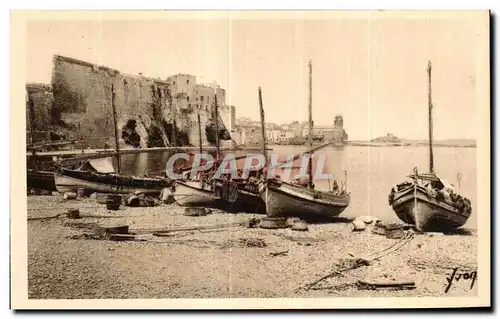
[{"left": 25, "top": 12, "right": 487, "bottom": 140}]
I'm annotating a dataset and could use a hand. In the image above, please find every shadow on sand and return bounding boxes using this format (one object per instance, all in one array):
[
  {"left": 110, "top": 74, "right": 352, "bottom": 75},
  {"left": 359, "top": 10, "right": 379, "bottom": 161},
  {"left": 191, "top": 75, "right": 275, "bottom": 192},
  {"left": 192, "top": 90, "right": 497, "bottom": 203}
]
[
  {"left": 441, "top": 228, "right": 476, "bottom": 236},
  {"left": 304, "top": 216, "right": 354, "bottom": 225}
]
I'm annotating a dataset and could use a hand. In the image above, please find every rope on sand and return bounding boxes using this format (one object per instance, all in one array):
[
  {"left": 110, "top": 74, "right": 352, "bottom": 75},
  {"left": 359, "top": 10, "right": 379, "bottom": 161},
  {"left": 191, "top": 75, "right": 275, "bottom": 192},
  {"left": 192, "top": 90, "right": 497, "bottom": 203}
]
[
  {"left": 300, "top": 231, "right": 416, "bottom": 291},
  {"left": 130, "top": 221, "right": 249, "bottom": 234},
  {"left": 367, "top": 232, "right": 415, "bottom": 261},
  {"left": 28, "top": 212, "right": 132, "bottom": 221},
  {"left": 28, "top": 213, "right": 69, "bottom": 221},
  {"left": 27, "top": 204, "right": 105, "bottom": 211}
]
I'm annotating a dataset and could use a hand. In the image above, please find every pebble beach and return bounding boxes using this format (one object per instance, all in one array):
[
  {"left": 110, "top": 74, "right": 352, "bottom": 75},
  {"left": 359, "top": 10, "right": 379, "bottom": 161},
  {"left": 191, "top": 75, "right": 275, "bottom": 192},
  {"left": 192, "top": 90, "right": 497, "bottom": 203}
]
[{"left": 27, "top": 195, "right": 478, "bottom": 299}]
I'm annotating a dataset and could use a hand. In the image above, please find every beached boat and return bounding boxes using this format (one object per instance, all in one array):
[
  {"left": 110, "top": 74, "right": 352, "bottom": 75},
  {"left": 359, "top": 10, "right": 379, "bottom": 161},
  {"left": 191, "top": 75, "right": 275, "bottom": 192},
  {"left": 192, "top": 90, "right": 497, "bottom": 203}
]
[
  {"left": 172, "top": 95, "right": 265, "bottom": 212},
  {"left": 230, "top": 187, "right": 265, "bottom": 213},
  {"left": 389, "top": 172, "right": 471, "bottom": 231},
  {"left": 172, "top": 179, "right": 220, "bottom": 207},
  {"left": 27, "top": 169, "right": 57, "bottom": 191},
  {"left": 388, "top": 61, "right": 472, "bottom": 231},
  {"left": 259, "top": 179, "right": 350, "bottom": 219},
  {"left": 173, "top": 178, "right": 265, "bottom": 212},
  {"left": 216, "top": 176, "right": 265, "bottom": 213},
  {"left": 54, "top": 166, "right": 171, "bottom": 195},
  {"left": 172, "top": 96, "right": 224, "bottom": 208},
  {"left": 257, "top": 61, "right": 351, "bottom": 220}
]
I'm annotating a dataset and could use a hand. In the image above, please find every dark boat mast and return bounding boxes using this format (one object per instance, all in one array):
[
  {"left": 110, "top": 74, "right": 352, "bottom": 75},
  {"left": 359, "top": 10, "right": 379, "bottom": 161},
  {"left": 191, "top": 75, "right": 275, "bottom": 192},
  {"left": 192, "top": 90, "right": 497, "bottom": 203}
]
[
  {"left": 308, "top": 59, "right": 314, "bottom": 189},
  {"left": 258, "top": 87, "right": 267, "bottom": 164},
  {"left": 427, "top": 61, "right": 434, "bottom": 174},
  {"left": 197, "top": 113, "right": 203, "bottom": 155},
  {"left": 111, "top": 84, "right": 122, "bottom": 174},
  {"left": 172, "top": 116, "right": 177, "bottom": 147},
  {"left": 27, "top": 96, "right": 37, "bottom": 162},
  {"left": 214, "top": 92, "right": 220, "bottom": 160}
]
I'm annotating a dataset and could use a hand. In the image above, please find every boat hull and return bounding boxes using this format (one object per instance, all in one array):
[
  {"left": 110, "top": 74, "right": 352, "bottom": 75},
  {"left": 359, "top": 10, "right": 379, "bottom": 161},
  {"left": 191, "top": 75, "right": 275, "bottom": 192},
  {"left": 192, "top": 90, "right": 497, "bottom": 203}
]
[
  {"left": 173, "top": 180, "right": 265, "bottom": 213},
  {"left": 173, "top": 181, "right": 218, "bottom": 207},
  {"left": 391, "top": 185, "right": 471, "bottom": 231},
  {"left": 27, "top": 170, "right": 56, "bottom": 191},
  {"left": 224, "top": 188, "right": 265, "bottom": 214},
  {"left": 260, "top": 180, "right": 350, "bottom": 220},
  {"left": 54, "top": 168, "right": 169, "bottom": 195}
]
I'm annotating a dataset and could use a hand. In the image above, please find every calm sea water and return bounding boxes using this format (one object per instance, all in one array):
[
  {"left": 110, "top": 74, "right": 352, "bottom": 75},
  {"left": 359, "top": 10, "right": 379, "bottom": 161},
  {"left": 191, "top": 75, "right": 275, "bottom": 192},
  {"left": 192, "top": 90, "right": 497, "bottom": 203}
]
[{"left": 119, "top": 145, "right": 477, "bottom": 228}]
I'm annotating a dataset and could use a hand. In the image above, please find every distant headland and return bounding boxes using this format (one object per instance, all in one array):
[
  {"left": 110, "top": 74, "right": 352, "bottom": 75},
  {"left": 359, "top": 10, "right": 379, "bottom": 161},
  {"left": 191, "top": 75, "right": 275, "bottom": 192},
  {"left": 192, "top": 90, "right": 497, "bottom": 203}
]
[{"left": 348, "top": 133, "right": 476, "bottom": 148}]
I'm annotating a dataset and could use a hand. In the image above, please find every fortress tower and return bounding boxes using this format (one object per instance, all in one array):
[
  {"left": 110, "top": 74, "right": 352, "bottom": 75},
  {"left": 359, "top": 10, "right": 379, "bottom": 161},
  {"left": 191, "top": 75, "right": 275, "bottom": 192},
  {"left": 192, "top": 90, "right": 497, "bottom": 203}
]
[{"left": 332, "top": 114, "right": 348, "bottom": 143}]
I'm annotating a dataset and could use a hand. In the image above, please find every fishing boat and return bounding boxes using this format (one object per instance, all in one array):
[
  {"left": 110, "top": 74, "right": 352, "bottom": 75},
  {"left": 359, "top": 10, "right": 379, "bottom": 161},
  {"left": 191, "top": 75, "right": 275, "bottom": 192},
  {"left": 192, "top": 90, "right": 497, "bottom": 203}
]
[
  {"left": 388, "top": 61, "right": 472, "bottom": 231},
  {"left": 173, "top": 169, "right": 265, "bottom": 212},
  {"left": 175, "top": 174, "right": 264, "bottom": 212},
  {"left": 172, "top": 100, "right": 222, "bottom": 208},
  {"left": 229, "top": 186, "right": 265, "bottom": 213},
  {"left": 54, "top": 165, "right": 171, "bottom": 195},
  {"left": 215, "top": 172, "right": 265, "bottom": 213},
  {"left": 259, "top": 178, "right": 350, "bottom": 219},
  {"left": 26, "top": 142, "right": 85, "bottom": 192},
  {"left": 171, "top": 179, "right": 219, "bottom": 207},
  {"left": 389, "top": 169, "right": 471, "bottom": 231},
  {"left": 172, "top": 102, "right": 264, "bottom": 212},
  {"left": 258, "top": 61, "right": 351, "bottom": 220}
]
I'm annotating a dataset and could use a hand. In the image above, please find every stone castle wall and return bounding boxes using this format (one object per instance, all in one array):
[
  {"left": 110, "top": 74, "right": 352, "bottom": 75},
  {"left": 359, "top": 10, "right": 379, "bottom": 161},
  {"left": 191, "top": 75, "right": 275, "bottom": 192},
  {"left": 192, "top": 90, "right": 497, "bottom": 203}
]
[
  {"left": 26, "top": 83, "right": 53, "bottom": 142},
  {"left": 50, "top": 55, "right": 233, "bottom": 149}
]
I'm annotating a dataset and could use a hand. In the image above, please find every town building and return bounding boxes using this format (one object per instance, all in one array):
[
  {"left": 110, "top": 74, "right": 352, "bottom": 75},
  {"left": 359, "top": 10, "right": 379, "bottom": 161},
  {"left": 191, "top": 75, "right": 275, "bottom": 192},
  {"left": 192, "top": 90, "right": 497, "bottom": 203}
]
[
  {"left": 301, "top": 114, "right": 348, "bottom": 143},
  {"left": 232, "top": 119, "right": 303, "bottom": 146},
  {"left": 231, "top": 124, "right": 262, "bottom": 147}
]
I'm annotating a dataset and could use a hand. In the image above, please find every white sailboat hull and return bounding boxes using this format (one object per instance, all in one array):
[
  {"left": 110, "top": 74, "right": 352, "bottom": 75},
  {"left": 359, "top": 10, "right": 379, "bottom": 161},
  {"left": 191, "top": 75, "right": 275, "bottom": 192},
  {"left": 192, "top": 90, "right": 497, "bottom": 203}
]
[{"left": 173, "top": 180, "right": 218, "bottom": 207}]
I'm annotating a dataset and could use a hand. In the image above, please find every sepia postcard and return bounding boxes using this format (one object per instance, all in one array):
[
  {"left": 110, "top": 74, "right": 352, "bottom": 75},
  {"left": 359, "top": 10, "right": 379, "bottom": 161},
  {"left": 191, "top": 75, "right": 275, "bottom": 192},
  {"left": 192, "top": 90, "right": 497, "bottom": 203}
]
[{"left": 10, "top": 10, "right": 490, "bottom": 309}]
